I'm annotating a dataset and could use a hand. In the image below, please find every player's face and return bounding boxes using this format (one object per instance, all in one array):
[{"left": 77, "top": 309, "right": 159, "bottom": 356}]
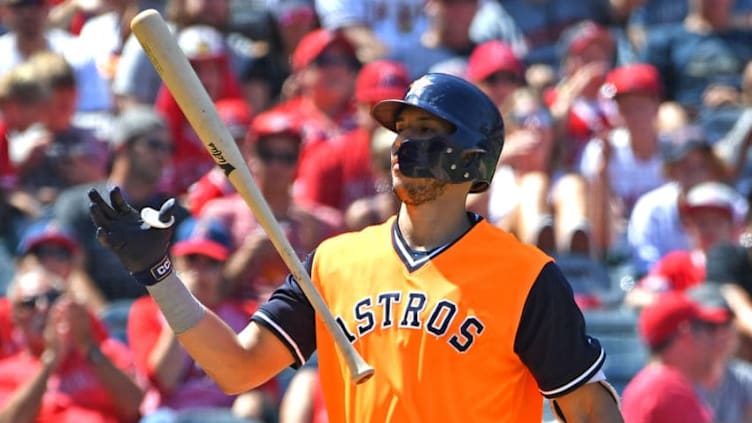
[{"left": 391, "top": 107, "right": 453, "bottom": 206}]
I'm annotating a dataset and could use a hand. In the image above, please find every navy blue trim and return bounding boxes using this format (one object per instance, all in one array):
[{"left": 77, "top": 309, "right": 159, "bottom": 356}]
[{"left": 391, "top": 213, "right": 482, "bottom": 272}]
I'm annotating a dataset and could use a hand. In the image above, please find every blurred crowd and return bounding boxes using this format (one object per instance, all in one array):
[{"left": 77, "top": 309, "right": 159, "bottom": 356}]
[{"left": 1, "top": 0, "right": 752, "bottom": 422}]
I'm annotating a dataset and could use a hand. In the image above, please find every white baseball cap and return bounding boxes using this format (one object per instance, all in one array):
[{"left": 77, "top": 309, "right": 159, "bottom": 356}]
[{"left": 177, "top": 25, "right": 226, "bottom": 61}]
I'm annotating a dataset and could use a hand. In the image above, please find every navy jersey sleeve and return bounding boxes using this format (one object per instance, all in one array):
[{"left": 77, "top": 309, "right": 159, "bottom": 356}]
[
  {"left": 513, "top": 261, "right": 605, "bottom": 399},
  {"left": 251, "top": 252, "right": 317, "bottom": 368}
]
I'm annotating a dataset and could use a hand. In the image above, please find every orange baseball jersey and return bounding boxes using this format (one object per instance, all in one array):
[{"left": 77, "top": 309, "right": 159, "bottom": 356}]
[{"left": 253, "top": 214, "right": 605, "bottom": 422}]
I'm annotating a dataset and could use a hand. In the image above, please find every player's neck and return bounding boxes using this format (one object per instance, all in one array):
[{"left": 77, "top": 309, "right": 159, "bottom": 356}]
[{"left": 397, "top": 200, "right": 471, "bottom": 252}]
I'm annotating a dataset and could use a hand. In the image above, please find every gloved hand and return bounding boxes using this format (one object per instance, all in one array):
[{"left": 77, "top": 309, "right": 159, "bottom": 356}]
[{"left": 88, "top": 186, "right": 176, "bottom": 285}]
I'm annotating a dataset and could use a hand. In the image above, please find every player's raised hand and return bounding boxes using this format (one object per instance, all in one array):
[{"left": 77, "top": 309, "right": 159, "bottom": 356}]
[{"left": 88, "top": 186, "right": 176, "bottom": 285}]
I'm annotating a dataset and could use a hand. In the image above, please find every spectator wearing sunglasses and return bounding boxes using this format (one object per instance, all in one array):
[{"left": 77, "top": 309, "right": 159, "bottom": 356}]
[
  {"left": 200, "top": 108, "right": 342, "bottom": 301},
  {"left": 130, "top": 217, "right": 276, "bottom": 423},
  {"left": 278, "top": 29, "right": 359, "bottom": 175},
  {"left": 14, "top": 217, "right": 106, "bottom": 314},
  {"left": 52, "top": 106, "right": 189, "bottom": 303},
  {"left": 0, "top": 267, "right": 144, "bottom": 423},
  {"left": 185, "top": 98, "right": 254, "bottom": 216},
  {"left": 295, "top": 59, "right": 410, "bottom": 214}
]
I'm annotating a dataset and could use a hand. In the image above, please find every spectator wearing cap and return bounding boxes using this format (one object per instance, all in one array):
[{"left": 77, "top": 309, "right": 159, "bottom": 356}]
[
  {"left": 155, "top": 24, "right": 244, "bottom": 195},
  {"left": 640, "top": 0, "right": 752, "bottom": 114},
  {"left": 706, "top": 204, "right": 752, "bottom": 363},
  {"left": 626, "top": 128, "right": 735, "bottom": 276},
  {"left": 52, "top": 106, "right": 189, "bottom": 302},
  {"left": 15, "top": 217, "right": 106, "bottom": 313},
  {"left": 686, "top": 283, "right": 752, "bottom": 423},
  {"left": 294, "top": 59, "right": 409, "bottom": 214},
  {"left": 621, "top": 291, "right": 733, "bottom": 423},
  {"left": 626, "top": 182, "right": 747, "bottom": 308},
  {"left": 466, "top": 40, "right": 525, "bottom": 109},
  {"left": 201, "top": 107, "right": 342, "bottom": 301},
  {"left": 0, "top": 0, "right": 113, "bottom": 113},
  {"left": 579, "top": 63, "right": 667, "bottom": 257},
  {"left": 546, "top": 20, "right": 619, "bottom": 173},
  {"left": 388, "top": 0, "right": 480, "bottom": 80},
  {"left": 278, "top": 28, "right": 359, "bottom": 185},
  {"left": 0, "top": 266, "right": 144, "bottom": 423},
  {"left": 185, "top": 98, "right": 253, "bottom": 216},
  {"left": 129, "top": 217, "right": 275, "bottom": 422}
]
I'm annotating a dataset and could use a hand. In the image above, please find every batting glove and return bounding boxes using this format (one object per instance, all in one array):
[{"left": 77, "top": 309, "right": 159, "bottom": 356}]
[{"left": 88, "top": 187, "right": 176, "bottom": 285}]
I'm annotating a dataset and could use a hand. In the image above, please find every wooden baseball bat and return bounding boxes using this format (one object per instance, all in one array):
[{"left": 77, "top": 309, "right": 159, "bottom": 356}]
[{"left": 130, "top": 9, "right": 374, "bottom": 384}]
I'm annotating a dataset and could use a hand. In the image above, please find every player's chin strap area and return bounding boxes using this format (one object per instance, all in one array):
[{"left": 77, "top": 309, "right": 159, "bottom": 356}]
[
  {"left": 395, "top": 136, "right": 484, "bottom": 184},
  {"left": 549, "top": 380, "right": 621, "bottom": 423}
]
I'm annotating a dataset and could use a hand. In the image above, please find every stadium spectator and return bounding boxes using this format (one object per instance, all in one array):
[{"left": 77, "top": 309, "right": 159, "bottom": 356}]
[
  {"left": 15, "top": 217, "right": 106, "bottom": 313},
  {"left": 52, "top": 106, "right": 189, "bottom": 302},
  {"left": 0, "top": 267, "right": 144, "bottom": 423},
  {"left": 279, "top": 28, "right": 358, "bottom": 182},
  {"left": 18, "top": 52, "right": 110, "bottom": 206},
  {"left": 468, "top": 0, "right": 613, "bottom": 69},
  {"left": 241, "top": 0, "right": 319, "bottom": 112},
  {"left": 0, "top": 0, "right": 112, "bottom": 112},
  {"left": 626, "top": 182, "right": 745, "bottom": 308},
  {"left": 486, "top": 87, "right": 592, "bottom": 256},
  {"left": 294, "top": 59, "right": 409, "bottom": 213},
  {"left": 0, "top": 57, "right": 51, "bottom": 205},
  {"left": 627, "top": 129, "right": 736, "bottom": 275},
  {"left": 113, "top": 0, "right": 235, "bottom": 108},
  {"left": 640, "top": 0, "right": 752, "bottom": 114},
  {"left": 201, "top": 107, "right": 342, "bottom": 301},
  {"left": 579, "top": 63, "right": 667, "bottom": 256},
  {"left": 546, "top": 20, "right": 619, "bottom": 173},
  {"left": 155, "top": 24, "right": 244, "bottom": 195},
  {"left": 185, "top": 98, "right": 253, "bottom": 216},
  {"left": 621, "top": 291, "right": 731, "bottom": 422},
  {"left": 130, "top": 217, "right": 274, "bottom": 423}
]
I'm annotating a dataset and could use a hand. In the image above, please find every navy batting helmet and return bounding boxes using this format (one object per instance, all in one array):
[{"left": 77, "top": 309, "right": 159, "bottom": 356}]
[{"left": 371, "top": 73, "right": 504, "bottom": 193}]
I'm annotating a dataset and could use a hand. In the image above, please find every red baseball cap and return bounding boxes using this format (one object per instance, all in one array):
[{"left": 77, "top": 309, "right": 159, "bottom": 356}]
[
  {"left": 355, "top": 60, "right": 410, "bottom": 104},
  {"left": 466, "top": 40, "right": 523, "bottom": 83},
  {"left": 638, "top": 292, "right": 732, "bottom": 349},
  {"left": 215, "top": 98, "right": 253, "bottom": 140},
  {"left": 250, "top": 107, "right": 302, "bottom": 141},
  {"left": 291, "top": 29, "right": 356, "bottom": 71},
  {"left": 601, "top": 63, "right": 661, "bottom": 99}
]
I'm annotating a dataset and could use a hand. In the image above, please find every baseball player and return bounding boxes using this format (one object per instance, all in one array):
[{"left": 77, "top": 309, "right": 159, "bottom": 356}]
[{"left": 88, "top": 73, "right": 623, "bottom": 422}]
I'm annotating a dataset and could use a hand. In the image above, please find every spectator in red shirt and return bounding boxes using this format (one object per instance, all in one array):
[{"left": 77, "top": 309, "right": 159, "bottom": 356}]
[
  {"left": 622, "top": 291, "right": 733, "bottom": 423},
  {"left": 294, "top": 59, "right": 410, "bottom": 213},
  {"left": 155, "top": 24, "right": 243, "bottom": 195},
  {"left": 200, "top": 107, "right": 342, "bottom": 301},
  {"left": 0, "top": 267, "right": 144, "bottom": 423},
  {"left": 280, "top": 28, "right": 359, "bottom": 183},
  {"left": 185, "top": 98, "right": 253, "bottom": 216},
  {"left": 626, "top": 182, "right": 747, "bottom": 308},
  {"left": 130, "top": 217, "right": 274, "bottom": 422}
]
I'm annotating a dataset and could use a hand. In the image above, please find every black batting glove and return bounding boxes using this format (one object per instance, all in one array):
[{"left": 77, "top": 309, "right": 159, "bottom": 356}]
[{"left": 88, "top": 186, "right": 176, "bottom": 285}]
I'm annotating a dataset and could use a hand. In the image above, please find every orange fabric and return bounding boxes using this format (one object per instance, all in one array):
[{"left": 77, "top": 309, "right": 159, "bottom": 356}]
[{"left": 310, "top": 217, "right": 551, "bottom": 423}]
